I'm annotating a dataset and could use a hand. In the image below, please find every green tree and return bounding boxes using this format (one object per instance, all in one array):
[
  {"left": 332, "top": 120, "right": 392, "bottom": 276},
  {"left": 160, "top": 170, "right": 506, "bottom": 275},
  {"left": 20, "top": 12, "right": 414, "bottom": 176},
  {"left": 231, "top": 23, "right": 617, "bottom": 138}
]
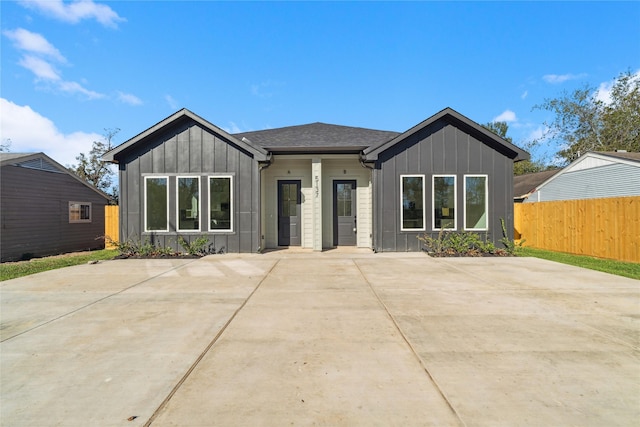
[
  {"left": 534, "top": 70, "right": 639, "bottom": 163},
  {"left": 482, "top": 121, "right": 546, "bottom": 175},
  {"left": 69, "top": 128, "right": 119, "bottom": 203}
]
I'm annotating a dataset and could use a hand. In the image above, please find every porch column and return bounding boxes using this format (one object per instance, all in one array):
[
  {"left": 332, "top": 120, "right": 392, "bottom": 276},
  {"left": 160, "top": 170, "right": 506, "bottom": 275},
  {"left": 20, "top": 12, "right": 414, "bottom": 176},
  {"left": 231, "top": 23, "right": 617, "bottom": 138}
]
[{"left": 312, "top": 157, "right": 322, "bottom": 251}]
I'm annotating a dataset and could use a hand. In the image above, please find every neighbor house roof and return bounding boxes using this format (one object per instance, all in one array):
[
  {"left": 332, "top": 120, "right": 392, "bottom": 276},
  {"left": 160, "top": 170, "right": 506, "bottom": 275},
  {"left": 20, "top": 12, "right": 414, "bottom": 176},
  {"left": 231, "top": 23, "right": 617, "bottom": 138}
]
[
  {"left": 362, "top": 107, "right": 530, "bottom": 162},
  {"left": 102, "top": 108, "right": 270, "bottom": 163},
  {"left": 513, "top": 169, "right": 561, "bottom": 201},
  {"left": 234, "top": 122, "right": 400, "bottom": 154},
  {"left": 0, "top": 152, "right": 110, "bottom": 200},
  {"left": 597, "top": 151, "right": 640, "bottom": 162}
]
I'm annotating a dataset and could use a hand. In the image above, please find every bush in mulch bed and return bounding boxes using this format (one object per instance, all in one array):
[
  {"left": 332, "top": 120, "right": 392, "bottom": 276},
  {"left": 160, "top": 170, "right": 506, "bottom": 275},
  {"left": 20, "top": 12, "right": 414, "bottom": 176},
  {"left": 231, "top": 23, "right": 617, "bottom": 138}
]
[
  {"left": 108, "top": 236, "right": 223, "bottom": 259},
  {"left": 417, "top": 219, "right": 522, "bottom": 257}
]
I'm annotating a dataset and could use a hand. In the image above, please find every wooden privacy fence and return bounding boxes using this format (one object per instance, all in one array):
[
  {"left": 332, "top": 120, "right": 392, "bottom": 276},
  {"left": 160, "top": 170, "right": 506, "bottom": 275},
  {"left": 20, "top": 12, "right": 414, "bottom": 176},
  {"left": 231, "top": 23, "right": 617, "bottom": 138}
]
[
  {"left": 514, "top": 196, "right": 640, "bottom": 263},
  {"left": 104, "top": 205, "right": 119, "bottom": 249}
]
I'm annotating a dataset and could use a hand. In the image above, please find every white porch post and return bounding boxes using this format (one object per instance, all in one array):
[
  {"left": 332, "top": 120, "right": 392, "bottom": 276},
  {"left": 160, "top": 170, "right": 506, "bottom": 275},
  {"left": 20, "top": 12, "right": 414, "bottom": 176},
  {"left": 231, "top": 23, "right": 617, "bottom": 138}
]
[{"left": 312, "top": 157, "right": 322, "bottom": 251}]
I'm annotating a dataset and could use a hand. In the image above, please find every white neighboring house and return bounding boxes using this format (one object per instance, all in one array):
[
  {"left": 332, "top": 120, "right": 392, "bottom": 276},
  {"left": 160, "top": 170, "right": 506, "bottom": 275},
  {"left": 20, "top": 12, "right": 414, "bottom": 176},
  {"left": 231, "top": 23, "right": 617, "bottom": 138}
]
[{"left": 524, "top": 151, "right": 640, "bottom": 203}]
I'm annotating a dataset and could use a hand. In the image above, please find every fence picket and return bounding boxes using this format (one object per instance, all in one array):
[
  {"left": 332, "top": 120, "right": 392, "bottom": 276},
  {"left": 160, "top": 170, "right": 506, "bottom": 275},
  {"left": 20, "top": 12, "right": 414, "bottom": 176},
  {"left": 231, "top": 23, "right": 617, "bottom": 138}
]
[{"left": 514, "top": 196, "right": 639, "bottom": 263}]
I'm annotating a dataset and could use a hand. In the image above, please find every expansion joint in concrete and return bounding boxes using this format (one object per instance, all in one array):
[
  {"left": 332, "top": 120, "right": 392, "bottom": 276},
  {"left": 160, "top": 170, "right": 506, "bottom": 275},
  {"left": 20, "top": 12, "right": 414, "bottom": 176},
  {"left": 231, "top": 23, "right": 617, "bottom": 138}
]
[
  {"left": 352, "top": 259, "right": 468, "bottom": 427},
  {"left": 144, "top": 259, "right": 281, "bottom": 427}
]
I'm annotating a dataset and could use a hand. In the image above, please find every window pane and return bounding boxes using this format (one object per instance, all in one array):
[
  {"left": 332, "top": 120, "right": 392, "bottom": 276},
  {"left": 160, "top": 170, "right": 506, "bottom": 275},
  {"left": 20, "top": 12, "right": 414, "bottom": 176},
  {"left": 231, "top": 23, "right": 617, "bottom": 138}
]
[
  {"left": 402, "top": 176, "right": 424, "bottom": 229},
  {"left": 434, "top": 176, "right": 455, "bottom": 229},
  {"left": 178, "top": 177, "right": 199, "bottom": 230},
  {"left": 69, "top": 203, "right": 80, "bottom": 221},
  {"left": 210, "top": 177, "right": 231, "bottom": 230},
  {"left": 146, "top": 178, "right": 168, "bottom": 231},
  {"left": 80, "top": 204, "right": 90, "bottom": 220},
  {"left": 466, "top": 176, "right": 487, "bottom": 229}
]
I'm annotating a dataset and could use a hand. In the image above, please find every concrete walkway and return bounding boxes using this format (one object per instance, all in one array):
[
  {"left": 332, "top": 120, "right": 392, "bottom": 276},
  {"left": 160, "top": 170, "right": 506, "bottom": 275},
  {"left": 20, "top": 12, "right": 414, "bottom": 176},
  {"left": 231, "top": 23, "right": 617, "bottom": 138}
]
[{"left": 1, "top": 252, "right": 638, "bottom": 426}]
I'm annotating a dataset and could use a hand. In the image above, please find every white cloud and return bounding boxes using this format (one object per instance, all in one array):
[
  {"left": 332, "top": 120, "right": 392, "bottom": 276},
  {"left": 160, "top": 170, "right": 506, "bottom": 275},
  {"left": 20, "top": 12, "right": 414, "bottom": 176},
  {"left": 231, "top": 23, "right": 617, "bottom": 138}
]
[
  {"left": 493, "top": 110, "right": 517, "bottom": 123},
  {"left": 164, "top": 95, "right": 178, "bottom": 110},
  {"left": 224, "top": 122, "right": 243, "bottom": 134},
  {"left": 18, "top": 54, "right": 61, "bottom": 80},
  {"left": 58, "top": 80, "right": 105, "bottom": 99},
  {"left": 4, "top": 28, "right": 105, "bottom": 100},
  {"left": 18, "top": 0, "right": 126, "bottom": 28},
  {"left": 3, "top": 28, "right": 66, "bottom": 62},
  {"left": 0, "top": 98, "right": 102, "bottom": 166},
  {"left": 595, "top": 70, "right": 640, "bottom": 105},
  {"left": 117, "top": 91, "right": 143, "bottom": 106},
  {"left": 542, "top": 73, "right": 587, "bottom": 84},
  {"left": 521, "top": 90, "right": 528, "bottom": 100}
]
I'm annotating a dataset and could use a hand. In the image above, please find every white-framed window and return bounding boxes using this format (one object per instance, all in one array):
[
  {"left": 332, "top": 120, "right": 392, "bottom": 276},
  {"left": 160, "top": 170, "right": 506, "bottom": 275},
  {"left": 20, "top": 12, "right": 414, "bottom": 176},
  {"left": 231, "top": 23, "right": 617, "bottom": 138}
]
[
  {"left": 69, "top": 202, "right": 91, "bottom": 223},
  {"left": 433, "top": 175, "right": 456, "bottom": 230},
  {"left": 208, "top": 175, "right": 233, "bottom": 232},
  {"left": 400, "top": 174, "right": 426, "bottom": 231},
  {"left": 177, "top": 176, "right": 200, "bottom": 231},
  {"left": 144, "top": 176, "right": 169, "bottom": 232},
  {"left": 464, "top": 175, "right": 488, "bottom": 231}
]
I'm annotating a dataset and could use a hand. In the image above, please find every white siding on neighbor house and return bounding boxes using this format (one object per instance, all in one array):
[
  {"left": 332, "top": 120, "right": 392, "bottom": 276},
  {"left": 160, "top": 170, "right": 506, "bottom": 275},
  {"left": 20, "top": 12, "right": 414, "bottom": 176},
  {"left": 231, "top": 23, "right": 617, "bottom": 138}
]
[{"left": 527, "top": 163, "right": 640, "bottom": 202}]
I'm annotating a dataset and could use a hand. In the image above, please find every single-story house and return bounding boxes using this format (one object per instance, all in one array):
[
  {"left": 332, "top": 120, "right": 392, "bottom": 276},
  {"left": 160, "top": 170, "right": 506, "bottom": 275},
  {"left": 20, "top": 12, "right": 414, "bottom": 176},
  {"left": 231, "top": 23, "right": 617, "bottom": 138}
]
[
  {"left": 0, "top": 152, "right": 110, "bottom": 262},
  {"left": 513, "top": 169, "right": 561, "bottom": 202},
  {"left": 102, "top": 107, "right": 529, "bottom": 253},
  {"left": 522, "top": 151, "right": 640, "bottom": 203}
]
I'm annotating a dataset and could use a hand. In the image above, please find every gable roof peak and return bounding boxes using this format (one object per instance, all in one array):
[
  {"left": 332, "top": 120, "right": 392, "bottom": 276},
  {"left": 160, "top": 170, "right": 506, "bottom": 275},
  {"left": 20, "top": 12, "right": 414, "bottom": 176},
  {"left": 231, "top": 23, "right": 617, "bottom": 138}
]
[
  {"left": 103, "top": 108, "right": 269, "bottom": 163},
  {"left": 363, "top": 107, "right": 530, "bottom": 162}
]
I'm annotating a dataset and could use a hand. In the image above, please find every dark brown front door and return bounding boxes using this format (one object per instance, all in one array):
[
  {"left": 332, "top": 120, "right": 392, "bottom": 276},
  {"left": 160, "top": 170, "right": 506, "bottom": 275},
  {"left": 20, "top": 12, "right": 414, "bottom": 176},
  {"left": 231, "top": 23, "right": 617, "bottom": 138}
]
[
  {"left": 278, "top": 180, "right": 301, "bottom": 246},
  {"left": 333, "top": 180, "right": 357, "bottom": 246}
]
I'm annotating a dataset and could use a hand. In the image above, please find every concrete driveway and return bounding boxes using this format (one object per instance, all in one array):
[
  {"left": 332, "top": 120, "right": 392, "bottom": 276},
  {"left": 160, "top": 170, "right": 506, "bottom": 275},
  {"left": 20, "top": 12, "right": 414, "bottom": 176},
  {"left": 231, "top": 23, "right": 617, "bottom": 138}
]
[{"left": 1, "top": 251, "right": 638, "bottom": 426}]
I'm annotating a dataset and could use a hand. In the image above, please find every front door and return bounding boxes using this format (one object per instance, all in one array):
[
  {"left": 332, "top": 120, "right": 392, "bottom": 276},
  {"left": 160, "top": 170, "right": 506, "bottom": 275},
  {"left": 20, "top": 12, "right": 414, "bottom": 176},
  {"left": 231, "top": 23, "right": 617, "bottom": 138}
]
[
  {"left": 333, "top": 180, "right": 357, "bottom": 246},
  {"left": 278, "top": 180, "right": 301, "bottom": 246}
]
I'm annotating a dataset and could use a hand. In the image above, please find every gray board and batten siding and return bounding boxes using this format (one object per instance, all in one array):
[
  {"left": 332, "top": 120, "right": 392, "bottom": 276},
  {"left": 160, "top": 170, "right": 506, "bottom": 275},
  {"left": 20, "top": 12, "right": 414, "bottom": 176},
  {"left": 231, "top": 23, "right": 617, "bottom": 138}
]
[
  {"left": 363, "top": 109, "right": 529, "bottom": 252},
  {"left": 0, "top": 153, "right": 109, "bottom": 262},
  {"left": 105, "top": 110, "right": 268, "bottom": 253}
]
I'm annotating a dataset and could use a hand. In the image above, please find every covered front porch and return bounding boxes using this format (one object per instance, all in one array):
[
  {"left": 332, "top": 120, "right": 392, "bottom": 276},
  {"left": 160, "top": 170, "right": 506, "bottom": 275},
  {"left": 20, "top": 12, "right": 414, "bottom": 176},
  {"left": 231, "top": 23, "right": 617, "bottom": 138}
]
[{"left": 260, "top": 155, "right": 372, "bottom": 251}]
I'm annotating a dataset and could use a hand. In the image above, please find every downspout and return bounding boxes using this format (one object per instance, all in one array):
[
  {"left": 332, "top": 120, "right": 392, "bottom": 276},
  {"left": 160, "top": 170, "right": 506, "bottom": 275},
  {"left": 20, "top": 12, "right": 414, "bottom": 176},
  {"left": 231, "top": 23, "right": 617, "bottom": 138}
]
[
  {"left": 359, "top": 155, "right": 377, "bottom": 252},
  {"left": 257, "top": 154, "right": 273, "bottom": 253}
]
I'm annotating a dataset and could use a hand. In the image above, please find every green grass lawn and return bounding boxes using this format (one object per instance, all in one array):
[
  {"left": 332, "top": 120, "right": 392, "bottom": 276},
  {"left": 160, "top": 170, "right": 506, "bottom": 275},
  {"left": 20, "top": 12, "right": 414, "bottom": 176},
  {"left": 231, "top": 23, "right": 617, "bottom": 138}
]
[
  {"left": 0, "top": 250, "right": 118, "bottom": 281},
  {"left": 517, "top": 247, "right": 640, "bottom": 280}
]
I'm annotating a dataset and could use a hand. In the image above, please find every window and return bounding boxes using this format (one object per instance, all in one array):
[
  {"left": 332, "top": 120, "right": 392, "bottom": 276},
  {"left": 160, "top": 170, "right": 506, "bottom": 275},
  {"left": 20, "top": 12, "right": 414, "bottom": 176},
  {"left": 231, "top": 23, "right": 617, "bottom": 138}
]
[
  {"left": 400, "top": 175, "right": 425, "bottom": 231},
  {"left": 69, "top": 202, "right": 91, "bottom": 223},
  {"left": 465, "top": 175, "right": 488, "bottom": 230},
  {"left": 209, "top": 176, "right": 232, "bottom": 231},
  {"left": 177, "top": 177, "right": 200, "bottom": 231},
  {"left": 433, "top": 175, "right": 456, "bottom": 230},
  {"left": 145, "top": 176, "right": 168, "bottom": 231}
]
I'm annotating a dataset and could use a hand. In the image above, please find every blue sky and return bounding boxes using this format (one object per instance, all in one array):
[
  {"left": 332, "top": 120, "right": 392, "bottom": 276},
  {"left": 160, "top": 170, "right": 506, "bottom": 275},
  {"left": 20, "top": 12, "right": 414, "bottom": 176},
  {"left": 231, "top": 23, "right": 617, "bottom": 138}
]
[{"left": 2, "top": 1, "right": 639, "bottom": 167}]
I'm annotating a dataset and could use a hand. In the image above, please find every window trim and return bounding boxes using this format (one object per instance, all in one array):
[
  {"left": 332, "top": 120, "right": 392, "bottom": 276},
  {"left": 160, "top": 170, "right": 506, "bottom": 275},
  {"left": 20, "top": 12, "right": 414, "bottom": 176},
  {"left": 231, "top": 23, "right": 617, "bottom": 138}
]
[
  {"left": 69, "top": 201, "right": 92, "bottom": 223},
  {"left": 432, "top": 174, "right": 457, "bottom": 231},
  {"left": 144, "top": 176, "right": 169, "bottom": 232},
  {"left": 400, "top": 174, "right": 426, "bottom": 232},
  {"left": 176, "top": 176, "right": 201, "bottom": 232},
  {"left": 464, "top": 174, "right": 489, "bottom": 231},
  {"left": 208, "top": 175, "right": 233, "bottom": 233}
]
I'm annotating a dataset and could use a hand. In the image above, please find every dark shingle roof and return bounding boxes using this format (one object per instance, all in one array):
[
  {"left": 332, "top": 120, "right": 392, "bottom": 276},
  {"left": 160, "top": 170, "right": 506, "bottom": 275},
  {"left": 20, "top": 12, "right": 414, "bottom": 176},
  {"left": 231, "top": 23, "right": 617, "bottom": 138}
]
[
  {"left": 598, "top": 151, "right": 640, "bottom": 162},
  {"left": 513, "top": 169, "right": 561, "bottom": 199},
  {"left": 233, "top": 122, "right": 400, "bottom": 153}
]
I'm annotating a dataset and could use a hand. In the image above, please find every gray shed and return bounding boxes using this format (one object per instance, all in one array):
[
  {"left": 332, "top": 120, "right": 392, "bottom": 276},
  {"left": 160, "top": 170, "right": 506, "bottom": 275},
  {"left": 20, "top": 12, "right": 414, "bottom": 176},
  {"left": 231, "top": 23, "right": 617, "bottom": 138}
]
[{"left": 1, "top": 153, "right": 109, "bottom": 262}]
